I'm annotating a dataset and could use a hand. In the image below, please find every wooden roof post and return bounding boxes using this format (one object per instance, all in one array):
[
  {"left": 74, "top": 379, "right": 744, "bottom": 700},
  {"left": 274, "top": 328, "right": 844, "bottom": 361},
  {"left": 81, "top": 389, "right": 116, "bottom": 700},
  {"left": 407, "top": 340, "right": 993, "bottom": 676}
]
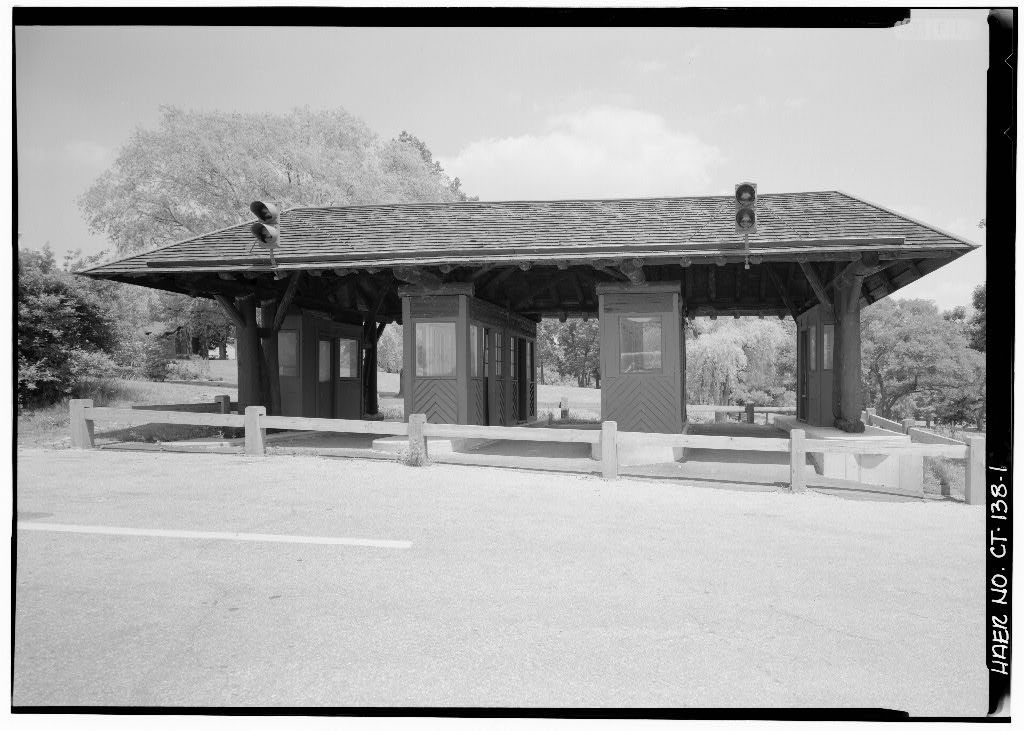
[
  {"left": 831, "top": 270, "right": 866, "bottom": 432},
  {"left": 259, "top": 300, "right": 281, "bottom": 415},
  {"left": 235, "top": 294, "right": 262, "bottom": 414}
]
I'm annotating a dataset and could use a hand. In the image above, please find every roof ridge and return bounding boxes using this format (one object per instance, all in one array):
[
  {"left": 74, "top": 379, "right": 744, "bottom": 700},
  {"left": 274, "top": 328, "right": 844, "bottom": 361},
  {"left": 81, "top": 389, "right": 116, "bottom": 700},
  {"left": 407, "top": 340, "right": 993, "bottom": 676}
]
[
  {"left": 285, "top": 190, "right": 835, "bottom": 213},
  {"left": 833, "top": 190, "right": 980, "bottom": 248}
]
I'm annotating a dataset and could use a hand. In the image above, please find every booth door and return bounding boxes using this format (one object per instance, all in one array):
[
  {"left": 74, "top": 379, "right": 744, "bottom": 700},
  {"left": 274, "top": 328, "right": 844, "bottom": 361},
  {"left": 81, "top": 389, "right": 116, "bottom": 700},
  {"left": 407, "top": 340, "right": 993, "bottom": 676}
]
[
  {"left": 334, "top": 336, "right": 361, "bottom": 420},
  {"left": 509, "top": 336, "right": 520, "bottom": 423},
  {"left": 486, "top": 329, "right": 505, "bottom": 425},
  {"left": 316, "top": 337, "right": 334, "bottom": 418},
  {"left": 315, "top": 334, "right": 362, "bottom": 419},
  {"left": 603, "top": 312, "right": 682, "bottom": 433}
]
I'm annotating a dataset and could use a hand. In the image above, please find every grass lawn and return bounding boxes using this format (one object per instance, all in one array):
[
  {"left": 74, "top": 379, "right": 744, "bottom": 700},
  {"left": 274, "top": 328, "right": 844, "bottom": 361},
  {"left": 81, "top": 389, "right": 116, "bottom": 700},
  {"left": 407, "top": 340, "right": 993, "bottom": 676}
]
[
  {"left": 14, "top": 448, "right": 987, "bottom": 712},
  {"left": 17, "top": 378, "right": 239, "bottom": 449}
]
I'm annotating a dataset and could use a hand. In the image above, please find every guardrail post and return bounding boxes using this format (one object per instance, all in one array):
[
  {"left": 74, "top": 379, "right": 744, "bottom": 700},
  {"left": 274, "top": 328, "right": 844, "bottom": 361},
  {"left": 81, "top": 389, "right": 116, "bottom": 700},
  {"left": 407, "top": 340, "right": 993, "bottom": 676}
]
[
  {"left": 601, "top": 420, "right": 618, "bottom": 479},
  {"left": 244, "top": 406, "right": 266, "bottom": 456},
  {"left": 215, "top": 395, "right": 231, "bottom": 414},
  {"left": 69, "top": 398, "right": 95, "bottom": 449},
  {"left": 407, "top": 413, "right": 428, "bottom": 466},
  {"left": 964, "top": 435, "right": 986, "bottom": 505},
  {"left": 789, "top": 428, "right": 806, "bottom": 493},
  {"left": 746, "top": 403, "right": 755, "bottom": 424}
]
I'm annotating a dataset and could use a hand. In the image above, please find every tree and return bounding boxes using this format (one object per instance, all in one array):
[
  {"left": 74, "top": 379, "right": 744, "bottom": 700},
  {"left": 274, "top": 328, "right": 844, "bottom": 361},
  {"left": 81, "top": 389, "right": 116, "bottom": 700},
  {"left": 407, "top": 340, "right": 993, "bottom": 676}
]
[
  {"left": 395, "top": 131, "right": 476, "bottom": 202},
  {"left": 377, "top": 324, "right": 403, "bottom": 373},
  {"left": 79, "top": 106, "right": 475, "bottom": 412},
  {"left": 968, "top": 283, "right": 986, "bottom": 352},
  {"left": 18, "top": 246, "right": 120, "bottom": 408},
  {"left": 687, "top": 323, "right": 747, "bottom": 405},
  {"left": 550, "top": 319, "right": 601, "bottom": 387},
  {"left": 536, "top": 319, "right": 561, "bottom": 384},
  {"left": 861, "top": 298, "right": 983, "bottom": 424},
  {"left": 80, "top": 106, "right": 472, "bottom": 255},
  {"left": 686, "top": 318, "right": 795, "bottom": 406},
  {"left": 153, "top": 292, "right": 233, "bottom": 357}
]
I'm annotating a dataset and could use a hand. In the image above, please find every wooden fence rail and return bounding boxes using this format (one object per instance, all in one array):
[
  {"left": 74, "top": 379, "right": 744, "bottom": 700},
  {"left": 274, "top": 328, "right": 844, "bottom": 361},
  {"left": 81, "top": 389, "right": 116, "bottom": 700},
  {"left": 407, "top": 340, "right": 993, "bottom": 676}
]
[{"left": 68, "top": 399, "right": 986, "bottom": 504}]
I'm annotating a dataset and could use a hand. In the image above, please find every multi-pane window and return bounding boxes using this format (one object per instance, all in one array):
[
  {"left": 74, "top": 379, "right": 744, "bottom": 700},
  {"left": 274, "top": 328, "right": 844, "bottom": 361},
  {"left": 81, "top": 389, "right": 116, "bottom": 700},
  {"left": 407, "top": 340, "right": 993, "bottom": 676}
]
[
  {"left": 415, "top": 322, "right": 456, "bottom": 377},
  {"left": 278, "top": 330, "right": 298, "bottom": 377},
  {"left": 619, "top": 316, "right": 663, "bottom": 373},
  {"left": 495, "top": 333, "right": 504, "bottom": 377},
  {"left": 338, "top": 338, "right": 359, "bottom": 378},
  {"left": 822, "top": 324, "right": 834, "bottom": 371},
  {"left": 318, "top": 340, "right": 331, "bottom": 382},
  {"left": 510, "top": 337, "right": 518, "bottom": 378},
  {"left": 470, "top": 325, "right": 480, "bottom": 377}
]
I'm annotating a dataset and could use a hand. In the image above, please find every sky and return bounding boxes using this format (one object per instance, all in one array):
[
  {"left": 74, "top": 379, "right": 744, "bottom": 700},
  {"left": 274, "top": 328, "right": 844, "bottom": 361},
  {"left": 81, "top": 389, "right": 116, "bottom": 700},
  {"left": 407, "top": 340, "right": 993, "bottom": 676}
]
[{"left": 15, "top": 10, "right": 989, "bottom": 310}]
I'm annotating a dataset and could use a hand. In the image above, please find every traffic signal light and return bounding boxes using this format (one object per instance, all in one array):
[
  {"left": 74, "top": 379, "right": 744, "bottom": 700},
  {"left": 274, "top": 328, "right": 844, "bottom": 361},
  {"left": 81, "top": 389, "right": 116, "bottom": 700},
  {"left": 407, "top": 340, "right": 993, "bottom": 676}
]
[
  {"left": 734, "top": 182, "right": 757, "bottom": 234},
  {"left": 249, "top": 201, "right": 280, "bottom": 249}
]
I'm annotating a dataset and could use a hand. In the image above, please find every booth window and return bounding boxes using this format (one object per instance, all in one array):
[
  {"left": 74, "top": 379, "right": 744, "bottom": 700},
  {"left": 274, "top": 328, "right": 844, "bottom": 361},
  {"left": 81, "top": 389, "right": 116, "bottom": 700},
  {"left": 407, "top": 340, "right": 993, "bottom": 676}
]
[
  {"left": 470, "top": 325, "right": 480, "bottom": 377},
  {"left": 415, "top": 322, "right": 456, "bottom": 377},
  {"left": 495, "top": 333, "right": 504, "bottom": 376},
  {"left": 338, "top": 338, "right": 359, "bottom": 379},
  {"left": 278, "top": 330, "right": 298, "bottom": 377},
  {"left": 318, "top": 340, "right": 331, "bottom": 382},
  {"left": 808, "top": 325, "right": 817, "bottom": 372},
  {"left": 822, "top": 325, "right": 834, "bottom": 371},
  {"left": 510, "top": 337, "right": 517, "bottom": 378},
  {"left": 619, "top": 316, "right": 663, "bottom": 373}
]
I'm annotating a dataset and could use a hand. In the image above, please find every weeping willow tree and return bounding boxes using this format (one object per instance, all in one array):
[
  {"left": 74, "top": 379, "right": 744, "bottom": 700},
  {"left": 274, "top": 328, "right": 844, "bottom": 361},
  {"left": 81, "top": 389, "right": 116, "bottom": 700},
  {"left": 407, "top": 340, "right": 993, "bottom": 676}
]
[{"left": 686, "top": 318, "right": 796, "bottom": 406}]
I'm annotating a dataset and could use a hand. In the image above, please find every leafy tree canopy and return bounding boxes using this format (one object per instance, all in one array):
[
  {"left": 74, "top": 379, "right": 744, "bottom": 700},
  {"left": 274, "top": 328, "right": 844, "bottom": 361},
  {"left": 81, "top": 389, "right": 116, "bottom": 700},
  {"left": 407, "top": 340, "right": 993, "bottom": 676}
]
[
  {"left": 969, "top": 283, "right": 986, "bottom": 352},
  {"left": 80, "top": 106, "right": 473, "bottom": 255},
  {"left": 18, "top": 245, "right": 121, "bottom": 407},
  {"left": 861, "top": 298, "right": 984, "bottom": 426},
  {"left": 686, "top": 318, "right": 795, "bottom": 406}
]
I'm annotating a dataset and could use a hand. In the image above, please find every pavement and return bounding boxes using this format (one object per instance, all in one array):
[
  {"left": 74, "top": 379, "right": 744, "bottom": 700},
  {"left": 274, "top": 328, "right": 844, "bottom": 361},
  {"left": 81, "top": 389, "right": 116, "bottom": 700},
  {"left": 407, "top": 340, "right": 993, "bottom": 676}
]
[{"left": 14, "top": 447, "right": 988, "bottom": 713}]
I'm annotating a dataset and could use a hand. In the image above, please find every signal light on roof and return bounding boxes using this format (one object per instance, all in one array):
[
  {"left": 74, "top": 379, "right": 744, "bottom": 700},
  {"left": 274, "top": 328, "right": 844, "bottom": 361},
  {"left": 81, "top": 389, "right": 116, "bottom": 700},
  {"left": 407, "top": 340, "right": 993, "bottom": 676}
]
[
  {"left": 734, "top": 182, "right": 757, "bottom": 234},
  {"left": 249, "top": 201, "right": 280, "bottom": 250}
]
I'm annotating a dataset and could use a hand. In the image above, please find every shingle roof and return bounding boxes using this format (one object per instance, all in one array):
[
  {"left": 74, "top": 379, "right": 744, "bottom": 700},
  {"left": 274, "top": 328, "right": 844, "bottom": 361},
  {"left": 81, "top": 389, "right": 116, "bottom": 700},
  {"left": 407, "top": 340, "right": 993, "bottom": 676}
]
[{"left": 81, "top": 190, "right": 976, "bottom": 276}]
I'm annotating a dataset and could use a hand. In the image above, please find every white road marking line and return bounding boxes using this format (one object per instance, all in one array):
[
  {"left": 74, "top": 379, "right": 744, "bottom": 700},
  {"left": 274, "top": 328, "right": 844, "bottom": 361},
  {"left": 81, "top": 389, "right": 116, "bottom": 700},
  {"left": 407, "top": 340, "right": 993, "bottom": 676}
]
[{"left": 17, "top": 522, "right": 412, "bottom": 549}]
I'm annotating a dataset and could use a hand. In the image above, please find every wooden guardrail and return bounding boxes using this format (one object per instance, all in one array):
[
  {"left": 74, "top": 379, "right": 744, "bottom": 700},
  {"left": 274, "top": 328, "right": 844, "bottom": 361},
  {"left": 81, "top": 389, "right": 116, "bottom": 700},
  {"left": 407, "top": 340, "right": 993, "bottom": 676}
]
[
  {"left": 132, "top": 395, "right": 236, "bottom": 414},
  {"left": 68, "top": 399, "right": 986, "bottom": 504},
  {"left": 690, "top": 404, "right": 796, "bottom": 424}
]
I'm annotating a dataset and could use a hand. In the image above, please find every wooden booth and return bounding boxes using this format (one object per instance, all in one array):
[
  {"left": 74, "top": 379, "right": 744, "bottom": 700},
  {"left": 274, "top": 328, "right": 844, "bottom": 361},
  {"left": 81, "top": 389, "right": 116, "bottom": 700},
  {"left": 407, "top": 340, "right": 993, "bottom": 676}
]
[
  {"left": 597, "top": 282, "right": 684, "bottom": 433},
  {"left": 796, "top": 304, "right": 834, "bottom": 427},
  {"left": 80, "top": 190, "right": 975, "bottom": 435},
  {"left": 277, "top": 309, "right": 364, "bottom": 419},
  {"left": 401, "top": 284, "right": 537, "bottom": 425}
]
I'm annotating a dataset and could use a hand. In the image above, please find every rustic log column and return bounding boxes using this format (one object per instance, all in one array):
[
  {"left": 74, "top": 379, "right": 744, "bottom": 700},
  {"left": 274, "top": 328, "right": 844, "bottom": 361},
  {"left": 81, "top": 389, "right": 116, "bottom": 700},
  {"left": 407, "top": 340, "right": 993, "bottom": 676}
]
[
  {"left": 679, "top": 308, "right": 688, "bottom": 425},
  {"left": 259, "top": 301, "right": 281, "bottom": 416},
  {"left": 832, "top": 275, "right": 865, "bottom": 432},
  {"left": 235, "top": 294, "right": 262, "bottom": 413},
  {"left": 363, "top": 317, "right": 381, "bottom": 415}
]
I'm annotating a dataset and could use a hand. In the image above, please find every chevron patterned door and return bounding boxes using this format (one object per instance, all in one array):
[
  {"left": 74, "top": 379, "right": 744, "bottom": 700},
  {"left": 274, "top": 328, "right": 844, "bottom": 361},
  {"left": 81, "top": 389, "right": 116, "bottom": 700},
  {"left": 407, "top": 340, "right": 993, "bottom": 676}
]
[{"left": 598, "top": 285, "right": 683, "bottom": 434}]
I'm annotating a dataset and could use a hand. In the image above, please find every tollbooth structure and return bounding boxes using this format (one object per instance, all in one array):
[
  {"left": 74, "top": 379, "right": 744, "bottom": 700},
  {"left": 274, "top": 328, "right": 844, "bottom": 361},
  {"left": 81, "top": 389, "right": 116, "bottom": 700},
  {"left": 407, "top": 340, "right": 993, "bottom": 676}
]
[{"left": 81, "top": 190, "right": 975, "bottom": 435}]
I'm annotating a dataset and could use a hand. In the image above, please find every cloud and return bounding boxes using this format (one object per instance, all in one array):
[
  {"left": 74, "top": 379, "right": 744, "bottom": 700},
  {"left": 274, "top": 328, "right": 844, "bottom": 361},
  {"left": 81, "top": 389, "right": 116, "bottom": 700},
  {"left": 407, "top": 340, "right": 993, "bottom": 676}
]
[
  {"left": 443, "top": 106, "right": 722, "bottom": 201},
  {"left": 65, "top": 140, "right": 113, "bottom": 168},
  {"left": 629, "top": 59, "right": 667, "bottom": 74}
]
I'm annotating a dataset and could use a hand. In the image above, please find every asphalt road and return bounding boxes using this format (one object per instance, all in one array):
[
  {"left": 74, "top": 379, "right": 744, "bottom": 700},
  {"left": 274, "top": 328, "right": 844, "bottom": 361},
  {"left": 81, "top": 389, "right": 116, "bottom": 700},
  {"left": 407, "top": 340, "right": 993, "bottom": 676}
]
[{"left": 14, "top": 448, "right": 988, "bottom": 713}]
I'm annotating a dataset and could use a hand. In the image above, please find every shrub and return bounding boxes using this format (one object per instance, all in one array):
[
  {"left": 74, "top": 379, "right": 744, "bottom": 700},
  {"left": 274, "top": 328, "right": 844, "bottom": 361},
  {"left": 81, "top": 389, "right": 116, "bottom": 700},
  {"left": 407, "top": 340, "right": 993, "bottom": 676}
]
[
  {"left": 18, "top": 246, "right": 118, "bottom": 408},
  {"left": 142, "top": 341, "right": 172, "bottom": 381},
  {"left": 165, "top": 358, "right": 209, "bottom": 381}
]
